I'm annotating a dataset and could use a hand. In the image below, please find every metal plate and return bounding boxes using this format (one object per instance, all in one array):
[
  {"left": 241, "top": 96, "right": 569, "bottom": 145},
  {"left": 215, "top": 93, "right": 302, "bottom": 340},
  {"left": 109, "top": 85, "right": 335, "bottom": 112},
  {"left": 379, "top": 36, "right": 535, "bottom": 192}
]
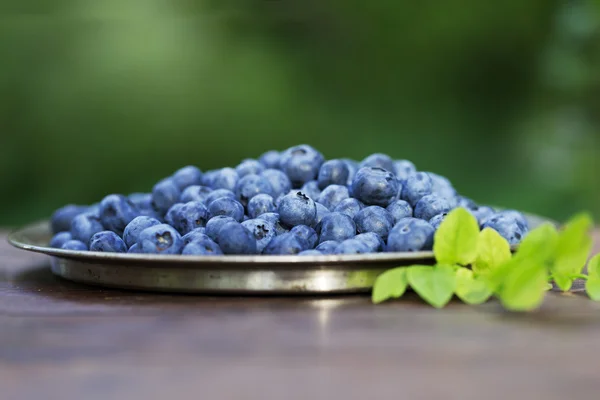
[{"left": 7, "top": 214, "right": 552, "bottom": 294}]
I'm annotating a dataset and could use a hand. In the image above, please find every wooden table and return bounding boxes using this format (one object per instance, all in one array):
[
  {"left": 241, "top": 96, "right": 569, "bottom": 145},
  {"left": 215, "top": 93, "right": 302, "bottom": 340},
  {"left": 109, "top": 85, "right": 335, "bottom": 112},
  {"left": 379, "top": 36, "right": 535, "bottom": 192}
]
[{"left": 2, "top": 231, "right": 600, "bottom": 400}]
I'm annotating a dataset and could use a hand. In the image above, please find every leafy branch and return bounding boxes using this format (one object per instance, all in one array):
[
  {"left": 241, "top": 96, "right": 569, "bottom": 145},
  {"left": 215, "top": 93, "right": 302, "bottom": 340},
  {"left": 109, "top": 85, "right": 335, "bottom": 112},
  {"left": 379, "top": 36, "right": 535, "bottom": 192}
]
[{"left": 372, "top": 208, "right": 599, "bottom": 311}]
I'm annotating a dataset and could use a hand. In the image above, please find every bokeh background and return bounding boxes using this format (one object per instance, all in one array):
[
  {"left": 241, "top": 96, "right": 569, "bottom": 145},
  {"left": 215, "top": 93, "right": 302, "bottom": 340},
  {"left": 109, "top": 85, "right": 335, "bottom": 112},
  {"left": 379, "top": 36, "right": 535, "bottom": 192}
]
[{"left": 1, "top": 0, "right": 598, "bottom": 226}]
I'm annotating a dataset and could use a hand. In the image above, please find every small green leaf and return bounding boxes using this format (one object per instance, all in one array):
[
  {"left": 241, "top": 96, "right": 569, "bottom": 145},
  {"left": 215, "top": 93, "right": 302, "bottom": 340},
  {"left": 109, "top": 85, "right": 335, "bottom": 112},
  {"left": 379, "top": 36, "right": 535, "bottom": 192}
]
[
  {"left": 552, "top": 213, "right": 594, "bottom": 291},
  {"left": 372, "top": 267, "right": 409, "bottom": 304},
  {"left": 407, "top": 265, "right": 456, "bottom": 308},
  {"left": 433, "top": 208, "right": 480, "bottom": 266},
  {"left": 473, "top": 228, "right": 512, "bottom": 275},
  {"left": 585, "top": 254, "right": 600, "bottom": 301},
  {"left": 514, "top": 223, "right": 559, "bottom": 263},
  {"left": 499, "top": 259, "right": 548, "bottom": 312},
  {"left": 455, "top": 267, "right": 492, "bottom": 305}
]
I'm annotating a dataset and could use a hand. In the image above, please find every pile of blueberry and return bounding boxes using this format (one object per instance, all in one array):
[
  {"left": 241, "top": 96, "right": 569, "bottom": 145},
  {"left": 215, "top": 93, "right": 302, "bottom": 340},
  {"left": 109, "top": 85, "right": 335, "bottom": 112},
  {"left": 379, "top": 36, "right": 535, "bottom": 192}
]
[{"left": 49, "top": 145, "right": 529, "bottom": 256}]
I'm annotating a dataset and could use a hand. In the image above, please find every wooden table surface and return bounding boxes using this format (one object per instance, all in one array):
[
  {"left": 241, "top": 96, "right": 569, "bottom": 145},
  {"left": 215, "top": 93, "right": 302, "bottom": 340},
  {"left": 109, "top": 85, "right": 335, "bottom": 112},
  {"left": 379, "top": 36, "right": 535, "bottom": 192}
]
[{"left": 2, "top": 231, "right": 600, "bottom": 400}]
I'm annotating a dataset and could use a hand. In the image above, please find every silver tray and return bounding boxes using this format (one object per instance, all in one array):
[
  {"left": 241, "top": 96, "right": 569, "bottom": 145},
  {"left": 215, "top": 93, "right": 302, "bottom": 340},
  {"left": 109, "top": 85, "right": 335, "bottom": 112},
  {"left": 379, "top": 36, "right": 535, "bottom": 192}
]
[{"left": 7, "top": 214, "right": 551, "bottom": 294}]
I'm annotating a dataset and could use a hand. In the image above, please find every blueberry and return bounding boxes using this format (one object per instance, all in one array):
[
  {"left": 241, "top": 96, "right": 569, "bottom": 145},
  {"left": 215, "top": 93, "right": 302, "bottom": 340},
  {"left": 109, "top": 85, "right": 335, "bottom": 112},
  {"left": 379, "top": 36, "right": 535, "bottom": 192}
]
[
  {"left": 234, "top": 174, "right": 273, "bottom": 207},
  {"left": 472, "top": 206, "right": 495, "bottom": 225},
  {"left": 429, "top": 213, "right": 448, "bottom": 230},
  {"left": 123, "top": 216, "right": 161, "bottom": 248},
  {"left": 316, "top": 212, "right": 356, "bottom": 243},
  {"left": 236, "top": 159, "right": 265, "bottom": 178},
  {"left": 217, "top": 221, "right": 257, "bottom": 254},
  {"left": 290, "top": 225, "right": 318, "bottom": 249},
  {"left": 300, "top": 180, "right": 321, "bottom": 201},
  {"left": 173, "top": 165, "right": 203, "bottom": 190},
  {"left": 201, "top": 169, "right": 218, "bottom": 187},
  {"left": 317, "top": 184, "right": 349, "bottom": 211},
  {"left": 335, "top": 239, "right": 371, "bottom": 254},
  {"left": 182, "top": 236, "right": 223, "bottom": 255},
  {"left": 414, "top": 194, "right": 453, "bottom": 222},
  {"left": 208, "top": 197, "right": 244, "bottom": 222},
  {"left": 298, "top": 250, "right": 323, "bottom": 256},
  {"left": 456, "top": 196, "right": 478, "bottom": 210},
  {"left": 174, "top": 201, "right": 210, "bottom": 234},
  {"left": 351, "top": 167, "right": 400, "bottom": 207},
  {"left": 354, "top": 206, "right": 394, "bottom": 239},
  {"left": 99, "top": 194, "right": 140, "bottom": 235},
  {"left": 258, "top": 212, "right": 280, "bottom": 225},
  {"left": 497, "top": 210, "right": 529, "bottom": 232},
  {"left": 151, "top": 178, "right": 181, "bottom": 215},
  {"left": 360, "top": 153, "right": 394, "bottom": 172},
  {"left": 386, "top": 200, "right": 413, "bottom": 224},
  {"left": 211, "top": 167, "right": 239, "bottom": 191},
  {"left": 205, "top": 189, "right": 235, "bottom": 205},
  {"left": 258, "top": 150, "right": 281, "bottom": 169},
  {"left": 127, "top": 243, "right": 142, "bottom": 253},
  {"left": 387, "top": 218, "right": 435, "bottom": 252},
  {"left": 138, "top": 224, "right": 183, "bottom": 254},
  {"left": 427, "top": 172, "right": 457, "bottom": 201},
  {"left": 50, "top": 232, "right": 73, "bottom": 248},
  {"left": 393, "top": 160, "right": 417, "bottom": 181},
  {"left": 260, "top": 169, "right": 291, "bottom": 198},
  {"left": 481, "top": 213, "right": 526, "bottom": 245},
  {"left": 262, "top": 232, "right": 309, "bottom": 255},
  {"left": 242, "top": 218, "right": 276, "bottom": 253},
  {"left": 165, "top": 203, "right": 184, "bottom": 227},
  {"left": 128, "top": 193, "right": 157, "bottom": 217},
  {"left": 315, "top": 240, "right": 340, "bottom": 254},
  {"left": 247, "top": 194, "right": 276, "bottom": 219},
  {"left": 279, "top": 144, "right": 325, "bottom": 186},
  {"left": 341, "top": 159, "right": 359, "bottom": 185},
  {"left": 278, "top": 191, "right": 317, "bottom": 227},
  {"left": 89, "top": 231, "right": 127, "bottom": 253},
  {"left": 317, "top": 160, "right": 350, "bottom": 189},
  {"left": 333, "top": 198, "right": 363, "bottom": 219},
  {"left": 51, "top": 204, "right": 89, "bottom": 234},
  {"left": 355, "top": 232, "right": 386, "bottom": 252},
  {"left": 401, "top": 172, "right": 433, "bottom": 207},
  {"left": 181, "top": 227, "right": 207, "bottom": 246},
  {"left": 70, "top": 213, "right": 104, "bottom": 244},
  {"left": 61, "top": 240, "right": 88, "bottom": 251},
  {"left": 180, "top": 185, "right": 212, "bottom": 204},
  {"left": 205, "top": 215, "right": 238, "bottom": 241},
  {"left": 315, "top": 202, "right": 331, "bottom": 224}
]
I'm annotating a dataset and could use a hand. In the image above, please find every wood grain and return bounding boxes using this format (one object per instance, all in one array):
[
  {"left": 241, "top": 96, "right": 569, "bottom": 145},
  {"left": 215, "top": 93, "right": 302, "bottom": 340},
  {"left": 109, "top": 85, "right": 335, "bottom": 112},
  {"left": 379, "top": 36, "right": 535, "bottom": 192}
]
[{"left": 1, "top": 230, "right": 600, "bottom": 400}]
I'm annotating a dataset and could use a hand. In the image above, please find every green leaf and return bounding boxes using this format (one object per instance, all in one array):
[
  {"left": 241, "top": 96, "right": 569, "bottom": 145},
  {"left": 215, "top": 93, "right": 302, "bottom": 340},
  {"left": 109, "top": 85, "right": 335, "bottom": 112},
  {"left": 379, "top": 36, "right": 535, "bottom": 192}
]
[
  {"left": 473, "top": 228, "right": 512, "bottom": 275},
  {"left": 552, "top": 213, "right": 594, "bottom": 291},
  {"left": 585, "top": 254, "right": 600, "bottom": 301},
  {"left": 514, "top": 223, "right": 559, "bottom": 263},
  {"left": 499, "top": 258, "right": 548, "bottom": 312},
  {"left": 433, "top": 208, "right": 480, "bottom": 266},
  {"left": 372, "top": 267, "right": 409, "bottom": 304},
  {"left": 455, "top": 267, "right": 492, "bottom": 305},
  {"left": 407, "top": 265, "right": 456, "bottom": 308}
]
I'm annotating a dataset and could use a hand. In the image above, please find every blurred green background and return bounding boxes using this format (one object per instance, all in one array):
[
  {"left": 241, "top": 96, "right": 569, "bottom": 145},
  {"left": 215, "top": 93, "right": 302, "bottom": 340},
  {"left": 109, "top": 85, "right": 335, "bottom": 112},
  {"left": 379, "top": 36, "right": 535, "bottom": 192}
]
[{"left": 1, "top": 0, "right": 598, "bottom": 226}]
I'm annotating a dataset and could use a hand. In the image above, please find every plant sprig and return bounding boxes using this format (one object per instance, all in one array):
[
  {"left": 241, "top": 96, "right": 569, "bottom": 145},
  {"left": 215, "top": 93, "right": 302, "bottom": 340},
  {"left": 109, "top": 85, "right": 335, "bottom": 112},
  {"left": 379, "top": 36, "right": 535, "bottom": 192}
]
[{"left": 372, "top": 208, "right": 599, "bottom": 311}]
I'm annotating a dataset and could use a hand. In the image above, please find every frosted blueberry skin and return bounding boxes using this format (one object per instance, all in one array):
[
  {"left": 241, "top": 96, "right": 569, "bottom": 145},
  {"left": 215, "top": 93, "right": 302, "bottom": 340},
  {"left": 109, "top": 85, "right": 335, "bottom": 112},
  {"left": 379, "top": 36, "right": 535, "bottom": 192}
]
[
  {"left": 262, "top": 232, "right": 309, "bottom": 255},
  {"left": 386, "top": 218, "right": 435, "bottom": 252},
  {"left": 182, "top": 235, "right": 223, "bottom": 256},
  {"left": 359, "top": 153, "right": 395, "bottom": 173},
  {"left": 355, "top": 232, "right": 386, "bottom": 252},
  {"left": 315, "top": 240, "right": 340, "bottom": 255},
  {"left": 98, "top": 194, "right": 140, "bottom": 236},
  {"left": 277, "top": 191, "right": 318, "bottom": 228},
  {"left": 179, "top": 185, "right": 212, "bottom": 204},
  {"left": 354, "top": 206, "right": 394, "bottom": 240},
  {"left": 258, "top": 150, "right": 281, "bottom": 169},
  {"left": 211, "top": 168, "right": 239, "bottom": 191},
  {"left": 70, "top": 212, "right": 104, "bottom": 245},
  {"left": 317, "top": 159, "right": 350, "bottom": 189},
  {"left": 318, "top": 185, "right": 350, "bottom": 211},
  {"left": 400, "top": 172, "right": 433, "bottom": 207},
  {"left": 181, "top": 227, "right": 207, "bottom": 246},
  {"left": 61, "top": 240, "right": 88, "bottom": 251},
  {"left": 242, "top": 218, "right": 276, "bottom": 253},
  {"left": 208, "top": 197, "right": 244, "bottom": 222},
  {"left": 236, "top": 159, "right": 265, "bottom": 178},
  {"left": 261, "top": 169, "right": 291, "bottom": 199},
  {"left": 481, "top": 213, "right": 527, "bottom": 245},
  {"left": 429, "top": 213, "right": 448, "bottom": 230},
  {"left": 335, "top": 239, "right": 372, "bottom": 254},
  {"left": 316, "top": 212, "right": 356, "bottom": 243},
  {"left": 217, "top": 221, "right": 258, "bottom": 255},
  {"left": 234, "top": 174, "right": 274, "bottom": 207},
  {"left": 172, "top": 166, "right": 203, "bottom": 190},
  {"left": 50, "top": 232, "right": 73, "bottom": 249},
  {"left": 414, "top": 194, "right": 453, "bottom": 222},
  {"left": 393, "top": 160, "right": 417, "bottom": 181},
  {"left": 334, "top": 198, "right": 364, "bottom": 219},
  {"left": 89, "top": 231, "right": 127, "bottom": 253},
  {"left": 247, "top": 194, "right": 276, "bottom": 219},
  {"left": 290, "top": 225, "right": 318, "bottom": 249},
  {"left": 341, "top": 159, "right": 360, "bottom": 185},
  {"left": 427, "top": 172, "right": 457, "bottom": 202},
  {"left": 51, "top": 204, "right": 89, "bottom": 234},
  {"left": 123, "top": 216, "right": 161, "bottom": 248},
  {"left": 300, "top": 180, "right": 321, "bottom": 201},
  {"left": 386, "top": 200, "right": 413, "bottom": 225},
  {"left": 205, "top": 216, "right": 237, "bottom": 241},
  {"left": 351, "top": 167, "right": 400, "bottom": 207},
  {"left": 315, "top": 202, "right": 331, "bottom": 225},
  {"left": 138, "top": 224, "right": 183, "bottom": 255},
  {"left": 205, "top": 189, "right": 235, "bottom": 206},
  {"left": 151, "top": 178, "right": 181, "bottom": 216},
  {"left": 279, "top": 144, "right": 325, "bottom": 186},
  {"left": 298, "top": 250, "right": 323, "bottom": 256}
]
